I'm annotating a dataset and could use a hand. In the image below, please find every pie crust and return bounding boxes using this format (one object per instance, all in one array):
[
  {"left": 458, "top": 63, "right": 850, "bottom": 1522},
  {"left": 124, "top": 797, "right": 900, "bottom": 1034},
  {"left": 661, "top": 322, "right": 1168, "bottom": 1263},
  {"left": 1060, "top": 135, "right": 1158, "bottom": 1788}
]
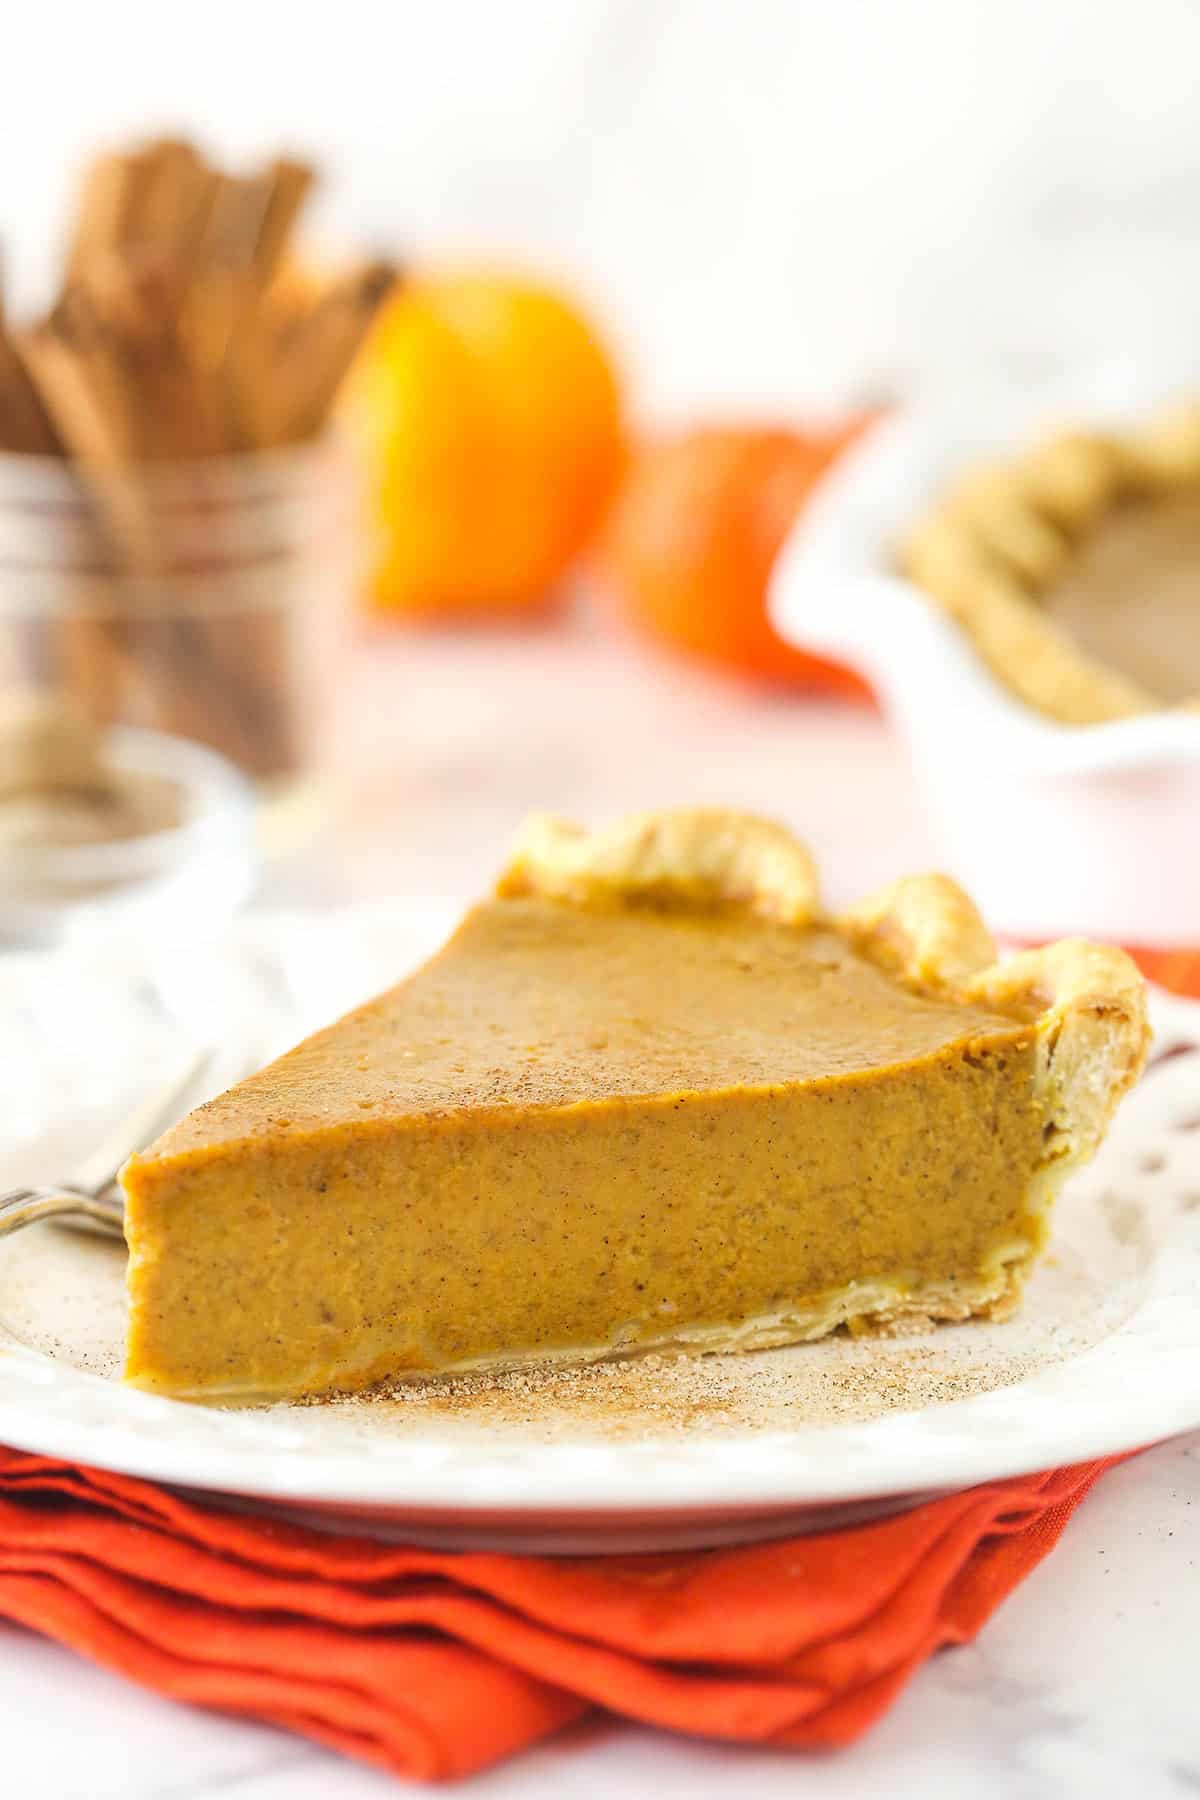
[
  {"left": 899, "top": 403, "right": 1200, "bottom": 722},
  {"left": 498, "top": 808, "right": 821, "bottom": 924}
]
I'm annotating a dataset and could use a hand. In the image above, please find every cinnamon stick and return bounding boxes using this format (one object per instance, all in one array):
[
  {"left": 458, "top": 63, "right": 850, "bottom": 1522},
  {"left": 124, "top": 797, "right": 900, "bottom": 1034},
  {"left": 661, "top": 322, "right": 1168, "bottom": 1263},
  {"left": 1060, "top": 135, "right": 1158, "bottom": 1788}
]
[
  {"left": 0, "top": 323, "right": 61, "bottom": 455},
  {"left": 249, "top": 158, "right": 315, "bottom": 287},
  {"left": 65, "top": 148, "right": 157, "bottom": 277},
  {"left": 22, "top": 300, "right": 157, "bottom": 567},
  {"left": 272, "top": 259, "right": 397, "bottom": 442}
]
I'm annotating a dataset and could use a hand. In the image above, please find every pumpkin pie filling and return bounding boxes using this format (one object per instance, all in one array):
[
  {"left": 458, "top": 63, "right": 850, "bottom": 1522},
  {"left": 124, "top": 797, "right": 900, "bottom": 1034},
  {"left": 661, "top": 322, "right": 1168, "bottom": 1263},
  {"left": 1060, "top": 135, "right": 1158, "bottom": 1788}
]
[
  {"left": 121, "top": 810, "right": 1148, "bottom": 1402},
  {"left": 1039, "top": 493, "right": 1200, "bottom": 704}
]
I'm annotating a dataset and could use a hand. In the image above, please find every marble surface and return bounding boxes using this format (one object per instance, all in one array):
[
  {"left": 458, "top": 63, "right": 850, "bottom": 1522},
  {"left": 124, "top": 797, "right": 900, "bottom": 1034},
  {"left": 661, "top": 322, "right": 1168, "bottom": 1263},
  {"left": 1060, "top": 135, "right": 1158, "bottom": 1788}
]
[{"left": 2, "top": 627, "right": 1198, "bottom": 1793}]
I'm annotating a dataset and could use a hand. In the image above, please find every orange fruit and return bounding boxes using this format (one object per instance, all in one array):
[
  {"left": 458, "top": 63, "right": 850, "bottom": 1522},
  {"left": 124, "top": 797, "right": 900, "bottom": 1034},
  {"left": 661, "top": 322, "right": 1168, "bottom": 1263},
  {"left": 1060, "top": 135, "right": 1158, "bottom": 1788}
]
[
  {"left": 597, "top": 421, "right": 875, "bottom": 695},
  {"left": 346, "top": 272, "right": 624, "bottom": 616}
]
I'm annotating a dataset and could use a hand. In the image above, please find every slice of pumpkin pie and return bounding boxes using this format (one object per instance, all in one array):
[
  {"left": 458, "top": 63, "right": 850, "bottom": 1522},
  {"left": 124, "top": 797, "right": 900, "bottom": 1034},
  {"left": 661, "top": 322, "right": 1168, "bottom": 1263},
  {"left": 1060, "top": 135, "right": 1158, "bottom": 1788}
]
[{"left": 121, "top": 810, "right": 1148, "bottom": 1402}]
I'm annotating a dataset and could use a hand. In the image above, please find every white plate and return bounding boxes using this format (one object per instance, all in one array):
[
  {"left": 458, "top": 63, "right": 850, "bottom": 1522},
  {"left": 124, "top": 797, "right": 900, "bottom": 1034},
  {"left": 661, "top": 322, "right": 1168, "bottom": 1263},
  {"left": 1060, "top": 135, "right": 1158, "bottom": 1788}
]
[{"left": 1, "top": 911, "right": 1198, "bottom": 1552}]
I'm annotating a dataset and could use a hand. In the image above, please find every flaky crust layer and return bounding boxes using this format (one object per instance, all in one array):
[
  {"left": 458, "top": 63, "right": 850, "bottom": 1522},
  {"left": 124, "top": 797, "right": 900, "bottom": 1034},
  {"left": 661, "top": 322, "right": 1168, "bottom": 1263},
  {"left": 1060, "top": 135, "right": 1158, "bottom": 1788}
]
[
  {"left": 837, "top": 871, "right": 996, "bottom": 990},
  {"left": 899, "top": 403, "right": 1200, "bottom": 722},
  {"left": 498, "top": 808, "right": 821, "bottom": 924},
  {"left": 501, "top": 806, "right": 1150, "bottom": 1221},
  {"left": 968, "top": 938, "right": 1150, "bottom": 1179}
]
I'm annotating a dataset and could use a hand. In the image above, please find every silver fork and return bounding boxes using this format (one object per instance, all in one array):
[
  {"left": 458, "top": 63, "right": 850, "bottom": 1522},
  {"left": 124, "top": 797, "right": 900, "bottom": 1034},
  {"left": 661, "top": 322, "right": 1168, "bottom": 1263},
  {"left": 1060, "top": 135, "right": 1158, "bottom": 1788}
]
[{"left": 0, "top": 1048, "right": 216, "bottom": 1243}]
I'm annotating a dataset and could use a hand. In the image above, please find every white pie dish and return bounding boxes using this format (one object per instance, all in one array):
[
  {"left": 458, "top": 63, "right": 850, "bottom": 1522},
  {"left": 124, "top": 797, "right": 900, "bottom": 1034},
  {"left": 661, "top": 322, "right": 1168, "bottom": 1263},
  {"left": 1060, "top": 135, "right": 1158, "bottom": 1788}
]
[
  {"left": 0, "top": 906, "right": 1197, "bottom": 1553},
  {"left": 769, "top": 380, "right": 1200, "bottom": 945}
]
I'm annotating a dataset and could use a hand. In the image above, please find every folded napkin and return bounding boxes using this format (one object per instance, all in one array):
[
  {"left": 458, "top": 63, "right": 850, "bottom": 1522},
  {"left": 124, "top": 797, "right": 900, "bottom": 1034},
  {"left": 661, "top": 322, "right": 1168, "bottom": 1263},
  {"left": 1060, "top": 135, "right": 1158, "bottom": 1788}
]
[
  {"left": 0, "top": 1451, "right": 1119, "bottom": 1782},
  {"left": 0, "top": 948, "right": 1191, "bottom": 1783}
]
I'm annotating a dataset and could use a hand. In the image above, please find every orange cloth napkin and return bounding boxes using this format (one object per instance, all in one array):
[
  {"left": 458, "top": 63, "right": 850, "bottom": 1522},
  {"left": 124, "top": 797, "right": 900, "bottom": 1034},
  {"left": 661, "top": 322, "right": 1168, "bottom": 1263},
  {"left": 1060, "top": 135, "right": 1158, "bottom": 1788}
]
[
  {"left": 0, "top": 947, "right": 1191, "bottom": 1783},
  {"left": 0, "top": 1451, "right": 1121, "bottom": 1782}
]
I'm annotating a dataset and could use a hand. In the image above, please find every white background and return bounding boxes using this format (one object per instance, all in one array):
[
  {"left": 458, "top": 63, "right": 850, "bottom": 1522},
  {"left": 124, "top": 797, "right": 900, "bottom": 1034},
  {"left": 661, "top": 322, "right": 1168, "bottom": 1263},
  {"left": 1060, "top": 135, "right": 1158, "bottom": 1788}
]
[{"left": 7, "top": 0, "right": 1200, "bottom": 416}]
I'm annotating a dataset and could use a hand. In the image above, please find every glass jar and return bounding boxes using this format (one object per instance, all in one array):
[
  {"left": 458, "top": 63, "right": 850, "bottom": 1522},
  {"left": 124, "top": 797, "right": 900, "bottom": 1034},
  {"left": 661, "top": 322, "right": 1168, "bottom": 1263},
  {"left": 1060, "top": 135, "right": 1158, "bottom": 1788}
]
[{"left": 0, "top": 439, "right": 352, "bottom": 806}]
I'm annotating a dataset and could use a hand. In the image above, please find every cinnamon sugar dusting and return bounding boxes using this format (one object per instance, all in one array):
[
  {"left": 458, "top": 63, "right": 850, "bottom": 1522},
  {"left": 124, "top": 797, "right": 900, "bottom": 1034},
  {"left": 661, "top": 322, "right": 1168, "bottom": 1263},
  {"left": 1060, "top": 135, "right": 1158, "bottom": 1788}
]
[{"left": 312, "top": 1328, "right": 1053, "bottom": 1441}]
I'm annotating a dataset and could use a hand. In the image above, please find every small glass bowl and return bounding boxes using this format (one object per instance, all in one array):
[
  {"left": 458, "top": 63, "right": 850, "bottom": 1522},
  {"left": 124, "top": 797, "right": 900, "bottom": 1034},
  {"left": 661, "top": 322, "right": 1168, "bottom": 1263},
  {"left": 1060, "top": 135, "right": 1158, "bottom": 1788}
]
[{"left": 0, "top": 725, "right": 258, "bottom": 950}]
